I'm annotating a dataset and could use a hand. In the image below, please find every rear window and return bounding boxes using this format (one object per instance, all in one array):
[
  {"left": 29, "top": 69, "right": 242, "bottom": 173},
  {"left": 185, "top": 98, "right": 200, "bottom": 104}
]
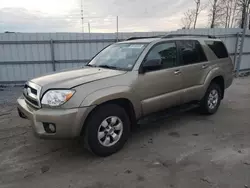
[{"left": 205, "top": 41, "right": 228, "bottom": 59}]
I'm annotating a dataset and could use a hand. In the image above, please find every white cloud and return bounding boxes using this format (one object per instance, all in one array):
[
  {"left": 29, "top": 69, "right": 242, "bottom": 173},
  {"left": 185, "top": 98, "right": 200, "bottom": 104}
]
[
  {"left": 0, "top": 0, "right": 210, "bottom": 33},
  {"left": 0, "top": 0, "right": 77, "bottom": 15}
]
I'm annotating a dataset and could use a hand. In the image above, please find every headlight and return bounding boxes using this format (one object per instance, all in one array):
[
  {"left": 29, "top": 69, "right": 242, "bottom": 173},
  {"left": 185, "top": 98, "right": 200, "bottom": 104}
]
[{"left": 41, "top": 90, "right": 75, "bottom": 107}]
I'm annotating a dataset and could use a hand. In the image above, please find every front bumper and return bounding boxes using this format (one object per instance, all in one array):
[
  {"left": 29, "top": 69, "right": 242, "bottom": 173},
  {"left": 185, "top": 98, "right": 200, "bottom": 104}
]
[{"left": 17, "top": 97, "right": 94, "bottom": 139}]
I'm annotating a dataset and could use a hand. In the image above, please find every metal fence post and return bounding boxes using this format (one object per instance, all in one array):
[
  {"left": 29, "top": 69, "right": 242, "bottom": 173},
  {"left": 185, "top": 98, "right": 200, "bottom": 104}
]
[
  {"left": 50, "top": 39, "right": 56, "bottom": 71},
  {"left": 236, "top": 9, "right": 249, "bottom": 77},
  {"left": 233, "top": 32, "right": 240, "bottom": 69}
]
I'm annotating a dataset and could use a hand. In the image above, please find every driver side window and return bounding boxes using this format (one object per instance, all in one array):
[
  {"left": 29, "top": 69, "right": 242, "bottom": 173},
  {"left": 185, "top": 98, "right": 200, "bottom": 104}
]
[{"left": 146, "top": 42, "right": 177, "bottom": 70}]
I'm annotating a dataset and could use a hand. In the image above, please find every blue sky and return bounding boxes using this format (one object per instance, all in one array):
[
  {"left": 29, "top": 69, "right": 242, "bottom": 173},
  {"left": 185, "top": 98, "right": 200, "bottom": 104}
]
[{"left": 0, "top": 0, "right": 209, "bottom": 33}]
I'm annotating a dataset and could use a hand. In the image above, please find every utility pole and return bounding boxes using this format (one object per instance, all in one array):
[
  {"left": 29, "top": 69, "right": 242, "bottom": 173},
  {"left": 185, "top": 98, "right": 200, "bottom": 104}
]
[
  {"left": 236, "top": 7, "right": 249, "bottom": 77},
  {"left": 81, "top": 0, "right": 84, "bottom": 33},
  {"left": 88, "top": 22, "right": 91, "bottom": 34},
  {"left": 116, "top": 16, "right": 119, "bottom": 42},
  {"left": 248, "top": 11, "right": 250, "bottom": 29}
]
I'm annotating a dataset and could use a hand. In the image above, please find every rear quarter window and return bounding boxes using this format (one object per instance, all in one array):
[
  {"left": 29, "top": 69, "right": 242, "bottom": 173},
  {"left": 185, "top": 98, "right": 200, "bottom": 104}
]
[{"left": 205, "top": 41, "right": 229, "bottom": 59}]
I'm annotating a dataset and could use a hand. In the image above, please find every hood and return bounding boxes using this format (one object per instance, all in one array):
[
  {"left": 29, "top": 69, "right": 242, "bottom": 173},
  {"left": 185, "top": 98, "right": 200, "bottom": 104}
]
[{"left": 31, "top": 67, "right": 126, "bottom": 89}]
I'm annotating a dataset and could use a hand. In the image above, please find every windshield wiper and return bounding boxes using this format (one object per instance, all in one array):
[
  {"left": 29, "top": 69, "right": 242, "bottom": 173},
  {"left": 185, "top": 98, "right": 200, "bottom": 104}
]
[
  {"left": 98, "top": 65, "right": 120, "bottom": 70},
  {"left": 85, "top": 64, "right": 95, "bottom": 67},
  {"left": 86, "top": 64, "right": 126, "bottom": 71}
]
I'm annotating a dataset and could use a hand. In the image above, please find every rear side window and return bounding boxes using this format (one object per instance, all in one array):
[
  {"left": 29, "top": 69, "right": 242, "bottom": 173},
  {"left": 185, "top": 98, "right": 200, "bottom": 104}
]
[
  {"left": 205, "top": 41, "right": 228, "bottom": 59},
  {"left": 178, "top": 40, "right": 207, "bottom": 65}
]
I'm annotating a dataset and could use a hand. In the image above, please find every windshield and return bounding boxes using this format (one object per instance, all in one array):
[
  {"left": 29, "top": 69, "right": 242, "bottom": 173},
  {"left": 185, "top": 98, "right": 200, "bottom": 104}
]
[{"left": 88, "top": 43, "right": 147, "bottom": 71}]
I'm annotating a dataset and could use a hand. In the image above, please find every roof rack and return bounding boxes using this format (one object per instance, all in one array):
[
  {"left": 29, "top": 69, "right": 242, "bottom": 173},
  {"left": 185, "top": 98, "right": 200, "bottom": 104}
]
[
  {"left": 126, "top": 36, "right": 163, "bottom": 41},
  {"left": 125, "top": 34, "right": 217, "bottom": 41},
  {"left": 162, "top": 34, "right": 217, "bottom": 39}
]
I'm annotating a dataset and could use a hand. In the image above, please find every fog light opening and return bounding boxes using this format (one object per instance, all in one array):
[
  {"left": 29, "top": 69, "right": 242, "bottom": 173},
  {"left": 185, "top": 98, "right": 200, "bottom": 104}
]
[
  {"left": 49, "top": 124, "right": 56, "bottom": 132},
  {"left": 43, "top": 123, "right": 56, "bottom": 133}
]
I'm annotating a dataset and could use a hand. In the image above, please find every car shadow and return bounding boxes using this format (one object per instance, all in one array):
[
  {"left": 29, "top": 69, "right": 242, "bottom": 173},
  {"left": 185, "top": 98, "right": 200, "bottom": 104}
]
[{"left": 134, "top": 105, "right": 201, "bottom": 133}]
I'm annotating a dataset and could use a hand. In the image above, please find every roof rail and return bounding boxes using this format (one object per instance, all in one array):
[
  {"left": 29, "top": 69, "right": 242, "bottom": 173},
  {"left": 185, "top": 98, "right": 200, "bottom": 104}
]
[
  {"left": 162, "top": 34, "right": 217, "bottom": 39},
  {"left": 126, "top": 36, "right": 163, "bottom": 41},
  {"left": 125, "top": 34, "right": 217, "bottom": 41}
]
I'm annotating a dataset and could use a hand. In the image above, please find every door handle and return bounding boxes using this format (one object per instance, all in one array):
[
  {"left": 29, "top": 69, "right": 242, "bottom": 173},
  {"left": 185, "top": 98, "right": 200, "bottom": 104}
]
[
  {"left": 174, "top": 70, "right": 181, "bottom": 75},
  {"left": 202, "top": 64, "right": 208, "bottom": 69}
]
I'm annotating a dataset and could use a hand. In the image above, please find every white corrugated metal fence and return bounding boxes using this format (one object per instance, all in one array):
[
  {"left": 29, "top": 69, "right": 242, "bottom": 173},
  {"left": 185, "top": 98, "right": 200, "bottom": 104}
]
[{"left": 0, "top": 29, "right": 249, "bottom": 83}]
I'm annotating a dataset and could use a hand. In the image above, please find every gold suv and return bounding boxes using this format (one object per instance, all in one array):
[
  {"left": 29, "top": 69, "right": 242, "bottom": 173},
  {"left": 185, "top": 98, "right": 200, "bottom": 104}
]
[{"left": 17, "top": 35, "right": 234, "bottom": 156}]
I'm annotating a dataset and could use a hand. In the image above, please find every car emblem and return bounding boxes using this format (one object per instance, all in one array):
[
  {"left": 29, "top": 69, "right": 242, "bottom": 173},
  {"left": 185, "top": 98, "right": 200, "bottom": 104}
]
[
  {"left": 27, "top": 88, "right": 31, "bottom": 95},
  {"left": 23, "top": 87, "right": 31, "bottom": 96}
]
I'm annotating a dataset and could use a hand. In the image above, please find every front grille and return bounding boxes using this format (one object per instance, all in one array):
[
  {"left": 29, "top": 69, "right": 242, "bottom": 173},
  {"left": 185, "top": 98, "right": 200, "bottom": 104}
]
[
  {"left": 25, "top": 96, "right": 39, "bottom": 106},
  {"left": 24, "top": 84, "right": 37, "bottom": 95},
  {"left": 23, "top": 82, "right": 41, "bottom": 108}
]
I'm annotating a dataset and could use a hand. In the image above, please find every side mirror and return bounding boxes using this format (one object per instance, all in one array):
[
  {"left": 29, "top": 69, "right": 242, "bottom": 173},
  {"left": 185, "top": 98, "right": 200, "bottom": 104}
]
[{"left": 141, "top": 58, "right": 162, "bottom": 73}]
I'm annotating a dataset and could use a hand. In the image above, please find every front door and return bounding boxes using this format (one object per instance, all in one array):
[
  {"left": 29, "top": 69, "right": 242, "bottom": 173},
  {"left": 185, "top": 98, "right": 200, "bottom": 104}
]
[{"left": 134, "top": 41, "right": 183, "bottom": 116}]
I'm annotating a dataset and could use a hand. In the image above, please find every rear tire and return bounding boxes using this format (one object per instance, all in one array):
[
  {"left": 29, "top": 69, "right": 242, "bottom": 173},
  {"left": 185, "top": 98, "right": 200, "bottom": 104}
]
[
  {"left": 199, "top": 83, "right": 222, "bottom": 115},
  {"left": 84, "top": 104, "right": 130, "bottom": 157}
]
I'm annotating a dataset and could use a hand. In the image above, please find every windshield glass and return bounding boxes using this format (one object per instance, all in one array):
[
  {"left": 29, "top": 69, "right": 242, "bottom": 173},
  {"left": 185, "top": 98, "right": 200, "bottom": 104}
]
[{"left": 88, "top": 43, "right": 147, "bottom": 70}]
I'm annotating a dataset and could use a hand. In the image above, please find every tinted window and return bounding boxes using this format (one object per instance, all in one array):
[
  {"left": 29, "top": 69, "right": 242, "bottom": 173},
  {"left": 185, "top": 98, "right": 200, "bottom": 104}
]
[
  {"left": 145, "top": 42, "right": 177, "bottom": 70},
  {"left": 205, "top": 41, "right": 228, "bottom": 58},
  {"left": 178, "top": 40, "right": 207, "bottom": 65}
]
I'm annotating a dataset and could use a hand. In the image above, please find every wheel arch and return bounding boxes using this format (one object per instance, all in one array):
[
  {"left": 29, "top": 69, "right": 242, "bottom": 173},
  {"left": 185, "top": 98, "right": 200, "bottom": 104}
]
[
  {"left": 210, "top": 76, "right": 225, "bottom": 99},
  {"left": 204, "top": 68, "right": 225, "bottom": 99},
  {"left": 80, "top": 97, "right": 139, "bottom": 136}
]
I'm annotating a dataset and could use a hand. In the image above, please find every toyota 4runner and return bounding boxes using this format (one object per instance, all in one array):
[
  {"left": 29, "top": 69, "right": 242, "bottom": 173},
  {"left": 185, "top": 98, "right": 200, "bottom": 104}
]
[{"left": 17, "top": 35, "right": 234, "bottom": 156}]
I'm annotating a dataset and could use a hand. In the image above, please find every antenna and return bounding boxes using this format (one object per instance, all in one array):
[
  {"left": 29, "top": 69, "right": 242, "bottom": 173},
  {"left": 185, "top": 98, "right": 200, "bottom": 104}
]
[{"left": 81, "top": 0, "right": 84, "bottom": 33}]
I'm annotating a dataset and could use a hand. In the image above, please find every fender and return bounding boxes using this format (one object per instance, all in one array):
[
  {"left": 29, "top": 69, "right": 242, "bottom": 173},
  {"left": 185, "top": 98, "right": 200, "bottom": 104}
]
[
  {"left": 202, "top": 67, "right": 225, "bottom": 95},
  {"left": 80, "top": 86, "right": 142, "bottom": 119}
]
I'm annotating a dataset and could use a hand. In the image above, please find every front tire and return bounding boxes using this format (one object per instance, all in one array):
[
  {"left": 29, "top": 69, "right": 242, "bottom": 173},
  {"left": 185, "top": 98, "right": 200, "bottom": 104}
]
[
  {"left": 84, "top": 104, "right": 130, "bottom": 157},
  {"left": 200, "top": 83, "right": 222, "bottom": 115}
]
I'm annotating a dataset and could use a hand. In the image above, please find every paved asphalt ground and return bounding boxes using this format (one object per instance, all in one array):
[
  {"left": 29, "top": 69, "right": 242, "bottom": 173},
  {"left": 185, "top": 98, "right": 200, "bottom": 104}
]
[{"left": 0, "top": 77, "right": 250, "bottom": 188}]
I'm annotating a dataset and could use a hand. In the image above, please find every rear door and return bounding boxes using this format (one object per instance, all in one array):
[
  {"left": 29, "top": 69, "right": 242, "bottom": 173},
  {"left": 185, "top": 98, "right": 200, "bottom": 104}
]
[{"left": 177, "top": 40, "right": 210, "bottom": 103}]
